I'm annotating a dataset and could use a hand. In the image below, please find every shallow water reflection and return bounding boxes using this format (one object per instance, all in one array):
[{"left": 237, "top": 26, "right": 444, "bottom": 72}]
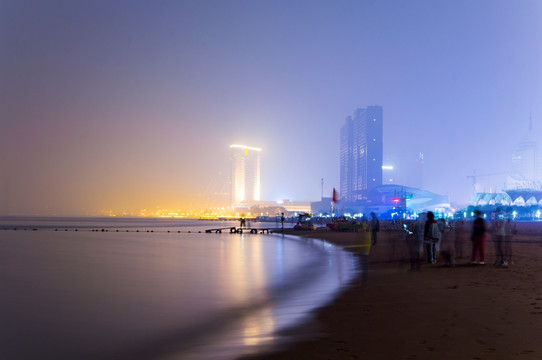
[{"left": 0, "top": 221, "right": 357, "bottom": 360}]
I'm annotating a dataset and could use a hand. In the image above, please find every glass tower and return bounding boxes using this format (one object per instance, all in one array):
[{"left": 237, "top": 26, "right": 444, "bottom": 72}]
[{"left": 340, "top": 106, "right": 383, "bottom": 202}]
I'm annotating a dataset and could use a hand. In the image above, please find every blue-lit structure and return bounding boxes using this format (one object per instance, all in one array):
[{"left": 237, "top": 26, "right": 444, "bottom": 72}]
[
  {"left": 312, "top": 184, "right": 450, "bottom": 219},
  {"left": 472, "top": 190, "right": 542, "bottom": 206}
]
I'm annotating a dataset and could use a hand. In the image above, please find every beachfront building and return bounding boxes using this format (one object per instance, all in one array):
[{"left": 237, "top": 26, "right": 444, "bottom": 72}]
[
  {"left": 340, "top": 106, "right": 383, "bottom": 202},
  {"left": 230, "top": 144, "right": 261, "bottom": 207}
]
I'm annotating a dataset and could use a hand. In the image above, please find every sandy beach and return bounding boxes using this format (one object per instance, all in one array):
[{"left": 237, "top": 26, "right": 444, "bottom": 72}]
[{"left": 245, "top": 224, "right": 542, "bottom": 360}]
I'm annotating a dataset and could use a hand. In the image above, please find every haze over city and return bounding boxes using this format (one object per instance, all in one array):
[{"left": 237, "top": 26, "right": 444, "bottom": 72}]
[{"left": 1, "top": 0, "right": 541, "bottom": 216}]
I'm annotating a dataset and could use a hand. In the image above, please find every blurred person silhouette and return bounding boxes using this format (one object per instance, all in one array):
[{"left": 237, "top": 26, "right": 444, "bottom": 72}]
[
  {"left": 424, "top": 211, "right": 440, "bottom": 264},
  {"left": 370, "top": 212, "right": 380, "bottom": 245},
  {"left": 438, "top": 219, "right": 455, "bottom": 267},
  {"left": 492, "top": 211, "right": 506, "bottom": 266},
  {"left": 406, "top": 219, "right": 424, "bottom": 270},
  {"left": 471, "top": 210, "right": 487, "bottom": 264},
  {"left": 504, "top": 216, "right": 517, "bottom": 264},
  {"left": 357, "top": 227, "right": 372, "bottom": 285},
  {"left": 281, "top": 213, "right": 285, "bottom": 230},
  {"left": 436, "top": 218, "right": 447, "bottom": 262}
]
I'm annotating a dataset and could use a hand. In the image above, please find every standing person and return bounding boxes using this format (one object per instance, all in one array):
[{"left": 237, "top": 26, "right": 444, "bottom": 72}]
[
  {"left": 240, "top": 217, "right": 246, "bottom": 228},
  {"left": 281, "top": 213, "right": 285, "bottom": 231},
  {"left": 370, "top": 212, "right": 380, "bottom": 246},
  {"left": 424, "top": 211, "right": 439, "bottom": 264},
  {"left": 471, "top": 210, "right": 487, "bottom": 264}
]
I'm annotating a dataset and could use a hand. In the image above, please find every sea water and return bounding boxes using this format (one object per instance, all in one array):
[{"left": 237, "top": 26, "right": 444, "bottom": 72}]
[{"left": 0, "top": 218, "right": 358, "bottom": 359}]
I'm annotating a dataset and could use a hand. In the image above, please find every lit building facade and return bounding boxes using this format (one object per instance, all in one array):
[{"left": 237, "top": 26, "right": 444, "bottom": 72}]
[
  {"left": 230, "top": 144, "right": 261, "bottom": 206},
  {"left": 340, "top": 106, "right": 383, "bottom": 202}
]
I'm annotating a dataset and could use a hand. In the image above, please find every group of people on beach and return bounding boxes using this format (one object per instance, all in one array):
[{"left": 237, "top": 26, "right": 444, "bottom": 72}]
[{"left": 405, "top": 210, "right": 516, "bottom": 270}]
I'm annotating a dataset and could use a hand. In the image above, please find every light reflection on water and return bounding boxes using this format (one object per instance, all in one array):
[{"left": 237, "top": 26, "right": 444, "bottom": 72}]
[{"left": 0, "top": 218, "right": 358, "bottom": 359}]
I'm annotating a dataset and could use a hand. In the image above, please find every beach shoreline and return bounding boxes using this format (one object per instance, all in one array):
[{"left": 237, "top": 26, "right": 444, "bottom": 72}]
[{"left": 243, "top": 226, "right": 542, "bottom": 359}]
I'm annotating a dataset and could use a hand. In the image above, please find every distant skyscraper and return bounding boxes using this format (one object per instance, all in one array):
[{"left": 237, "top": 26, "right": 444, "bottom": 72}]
[
  {"left": 230, "top": 144, "right": 261, "bottom": 206},
  {"left": 511, "top": 116, "right": 539, "bottom": 182},
  {"left": 340, "top": 106, "right": 383, "bottom": 202}
]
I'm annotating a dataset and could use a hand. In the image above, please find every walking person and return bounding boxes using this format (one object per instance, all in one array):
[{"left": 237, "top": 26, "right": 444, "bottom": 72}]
[
  {"left": 424, "top": 211, "right": 439, "bottom": 264},
  {"left": 370, "top": 212, "right": 380, "bottom": 246},
  {"left": 471, "top": 210, "right": 487, "bottom": 264},
  {"left": 281, "top": 213, "right": 285, "bottom": 231}
]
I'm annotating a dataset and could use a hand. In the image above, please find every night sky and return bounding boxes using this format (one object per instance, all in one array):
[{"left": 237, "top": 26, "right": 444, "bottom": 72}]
[{"left": 1, "top": 0, "right": 541, "bottom": 215}]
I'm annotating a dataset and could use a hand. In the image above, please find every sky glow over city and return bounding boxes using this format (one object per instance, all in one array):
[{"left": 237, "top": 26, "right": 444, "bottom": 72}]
[{"left": 1, "top": 0, "right": 541, "bottom": 215}]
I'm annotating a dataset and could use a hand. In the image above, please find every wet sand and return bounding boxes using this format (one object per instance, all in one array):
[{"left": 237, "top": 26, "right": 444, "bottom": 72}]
[{"left": 246, "top": 225, "right": 542, "bottom": 359}]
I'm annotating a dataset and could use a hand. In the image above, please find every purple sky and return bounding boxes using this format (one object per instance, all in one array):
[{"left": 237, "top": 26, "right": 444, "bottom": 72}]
[{"left": 1, "top": 0, "right": 541, "bottom": 215}]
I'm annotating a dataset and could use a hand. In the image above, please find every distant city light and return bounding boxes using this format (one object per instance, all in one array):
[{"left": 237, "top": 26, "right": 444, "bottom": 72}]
[
  {"left": 230, "top": 144, "right": 262, "bottom": 152},
  {"left": 382, "top": 165, "right": 394, "bottom": 170}
]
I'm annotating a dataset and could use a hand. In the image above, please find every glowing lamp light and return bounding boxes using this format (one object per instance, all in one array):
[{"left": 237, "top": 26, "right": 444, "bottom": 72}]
[
  {"left": 382, "top": 165, "right": 394, "bottom": 170},
  {"left": 392, "top": 198, "right": 400, "bottom": 203}
]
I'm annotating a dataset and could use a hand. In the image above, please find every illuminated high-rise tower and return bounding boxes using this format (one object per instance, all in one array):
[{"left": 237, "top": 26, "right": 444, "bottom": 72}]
[
  {"left": 340, "top": 106, "right": 383, "bottom": 202},
  {"left": 230, "top": 144, "right": 261, "bottom": 206}
]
